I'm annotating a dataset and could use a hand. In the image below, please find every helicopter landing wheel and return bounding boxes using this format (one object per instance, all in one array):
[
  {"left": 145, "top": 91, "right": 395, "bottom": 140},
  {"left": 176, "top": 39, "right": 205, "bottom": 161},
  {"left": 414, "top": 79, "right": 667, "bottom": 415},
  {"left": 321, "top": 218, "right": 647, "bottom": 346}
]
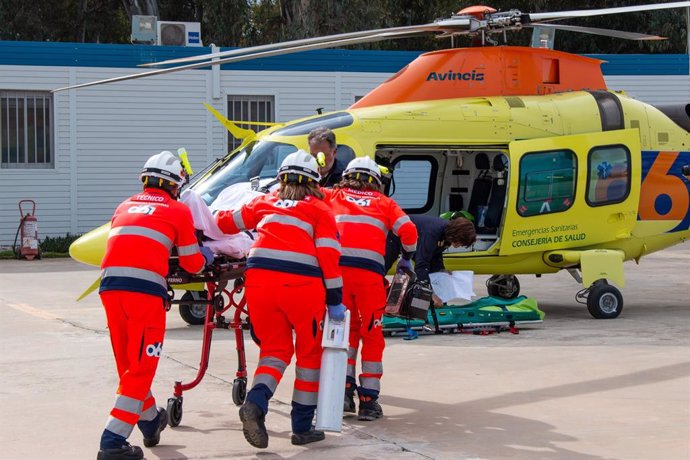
[
  {"left": 486, "top": 274, "right": 520, "bottom": 299},
  {"left": 586, "top": 279, "right": 623, "bottom": 319},
  {"left": 179, "top": 290, "right": 209, "bottom": 325}
]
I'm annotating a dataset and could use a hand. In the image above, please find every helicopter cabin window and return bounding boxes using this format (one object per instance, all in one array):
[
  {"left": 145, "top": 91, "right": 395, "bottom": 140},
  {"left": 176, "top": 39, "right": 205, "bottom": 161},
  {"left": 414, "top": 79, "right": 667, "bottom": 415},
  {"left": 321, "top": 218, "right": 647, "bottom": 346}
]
[
  {"left": 194, "top": 140, "right": 297, "bottom": 206},
  {"left": 1, "top": 91, "right": 53, "bottom": 169},
  {"left": 387, "top": 157, "right": 436, "bottom": 212},
  {"left": 227, "top": 95, "right": 275, "bottom": 151},
  {"left": 586, "top": 145, "right": 630, "bottom": 206},
  {"left": 517, "top": 150, "right": 576, "bottom": 217}
]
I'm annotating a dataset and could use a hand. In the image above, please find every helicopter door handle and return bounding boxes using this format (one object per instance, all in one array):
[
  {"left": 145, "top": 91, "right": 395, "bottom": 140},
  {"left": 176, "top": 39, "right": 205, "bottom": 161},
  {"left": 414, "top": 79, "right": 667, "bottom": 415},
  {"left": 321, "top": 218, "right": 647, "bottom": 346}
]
[{"left": 607, "top": 212, "right": 630, "bottom": 224}]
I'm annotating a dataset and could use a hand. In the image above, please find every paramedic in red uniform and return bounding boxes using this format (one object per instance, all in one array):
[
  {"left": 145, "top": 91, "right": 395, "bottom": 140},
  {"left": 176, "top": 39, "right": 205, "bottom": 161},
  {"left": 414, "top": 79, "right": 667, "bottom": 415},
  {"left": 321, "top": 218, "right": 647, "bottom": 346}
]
[
  {"left": 97, "top": 151, "right": 211, "bottom": 460},
  {"left": 323, "top": 157, "right": 417, "bottom": 421},
  {"left": 216, "top": 150, "right": 344, "bottom": 448}
]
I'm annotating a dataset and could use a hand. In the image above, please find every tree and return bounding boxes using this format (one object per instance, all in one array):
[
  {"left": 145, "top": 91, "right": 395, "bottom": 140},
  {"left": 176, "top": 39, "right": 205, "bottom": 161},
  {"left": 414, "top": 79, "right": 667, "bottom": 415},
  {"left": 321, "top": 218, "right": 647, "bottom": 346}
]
[
  {"left": 120, "top": 0, "right": 159, "bottom": 17},
  {"left": 0, "top": 0, "right": 687, "bottom": 53}
]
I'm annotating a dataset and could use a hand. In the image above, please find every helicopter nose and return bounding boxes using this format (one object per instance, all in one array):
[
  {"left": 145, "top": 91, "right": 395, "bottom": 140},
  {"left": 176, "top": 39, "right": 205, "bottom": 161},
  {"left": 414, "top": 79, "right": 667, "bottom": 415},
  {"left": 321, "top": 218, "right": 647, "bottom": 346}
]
[{"left": 69, "top": 223, "right": 110, "bottom": 267}]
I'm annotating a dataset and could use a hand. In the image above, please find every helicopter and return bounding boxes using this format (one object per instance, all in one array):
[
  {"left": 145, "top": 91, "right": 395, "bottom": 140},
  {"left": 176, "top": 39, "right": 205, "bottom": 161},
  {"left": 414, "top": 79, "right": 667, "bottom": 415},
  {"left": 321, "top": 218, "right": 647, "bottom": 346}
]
[{"left": 64, "top": 2, "right": 690, "bottom": 320}]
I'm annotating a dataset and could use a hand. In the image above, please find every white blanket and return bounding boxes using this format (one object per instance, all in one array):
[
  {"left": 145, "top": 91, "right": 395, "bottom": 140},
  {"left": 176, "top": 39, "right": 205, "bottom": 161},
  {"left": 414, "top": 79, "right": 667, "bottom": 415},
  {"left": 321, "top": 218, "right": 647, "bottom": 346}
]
[
  {"left": 180, "top": 189, "right": 255, "bottom": 259},
  {"left": 429, "top": 271, "right": 475, "bottom": 303}
]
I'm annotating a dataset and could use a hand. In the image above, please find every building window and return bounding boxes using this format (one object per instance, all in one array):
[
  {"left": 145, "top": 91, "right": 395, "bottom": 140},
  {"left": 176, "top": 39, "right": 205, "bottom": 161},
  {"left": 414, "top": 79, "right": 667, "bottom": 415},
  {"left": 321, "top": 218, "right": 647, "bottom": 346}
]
[
  {"left": 586, "top": 145, "right": 630, "bottom": 206},
  {"left": 1, "top": 91, "right": 53, "bottom": 169},
  {"left": 227, "top": 95, "right": 275, "bottom": 152},
  {"left": 517, "top": 149, "right": 576, "bottom": 217}
]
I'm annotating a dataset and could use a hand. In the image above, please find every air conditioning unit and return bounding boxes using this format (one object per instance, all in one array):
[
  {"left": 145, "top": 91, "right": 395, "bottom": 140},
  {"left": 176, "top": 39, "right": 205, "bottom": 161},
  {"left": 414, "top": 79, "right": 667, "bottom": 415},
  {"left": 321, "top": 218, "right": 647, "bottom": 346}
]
[
  {"left": 157, "top": 21, "right": 202, "bottom": 47},
  {"left": 131, "top": 15, "right": 157, "bottom": 44}
]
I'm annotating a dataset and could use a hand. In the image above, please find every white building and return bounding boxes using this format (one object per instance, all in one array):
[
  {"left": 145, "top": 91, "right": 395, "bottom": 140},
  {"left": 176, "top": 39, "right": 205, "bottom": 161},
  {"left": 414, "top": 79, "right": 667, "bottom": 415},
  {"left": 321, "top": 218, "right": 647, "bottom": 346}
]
[{"left": 0, "top": 41, "right": 688, "bottom": 245}]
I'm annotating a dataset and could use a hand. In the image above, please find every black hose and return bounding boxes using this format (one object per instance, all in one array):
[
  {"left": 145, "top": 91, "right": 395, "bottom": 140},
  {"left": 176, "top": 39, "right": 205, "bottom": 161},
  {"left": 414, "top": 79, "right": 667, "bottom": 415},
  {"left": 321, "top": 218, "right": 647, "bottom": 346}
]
[{"left": 12, "top": 216, "right": 26, "bottom": 259}]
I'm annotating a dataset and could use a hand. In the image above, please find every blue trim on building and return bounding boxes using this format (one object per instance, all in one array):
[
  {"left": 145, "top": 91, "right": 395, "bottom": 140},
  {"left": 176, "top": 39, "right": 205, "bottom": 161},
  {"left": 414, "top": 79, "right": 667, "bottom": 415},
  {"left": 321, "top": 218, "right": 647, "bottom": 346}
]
[
  {"left": 586, "top": 53, "right": 689, "bottom": 76},
  {"left": 0, "top": 40, "right": 687, "bottom": 75}
]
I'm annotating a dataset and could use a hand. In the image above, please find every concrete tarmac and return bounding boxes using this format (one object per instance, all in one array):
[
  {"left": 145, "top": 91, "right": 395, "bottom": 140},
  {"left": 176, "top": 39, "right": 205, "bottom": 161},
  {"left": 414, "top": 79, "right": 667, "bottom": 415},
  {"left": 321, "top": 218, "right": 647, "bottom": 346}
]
[{"left": 1, "top": 248, "right": 689, "bottom": 460}]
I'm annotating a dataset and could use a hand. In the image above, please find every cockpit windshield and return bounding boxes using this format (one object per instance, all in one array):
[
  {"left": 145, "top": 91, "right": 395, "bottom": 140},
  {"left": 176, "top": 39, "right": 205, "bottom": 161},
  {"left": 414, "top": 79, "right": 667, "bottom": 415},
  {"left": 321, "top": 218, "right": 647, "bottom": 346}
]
[{"left": 192, "top": 140, "right": 298, "bottom": 205}]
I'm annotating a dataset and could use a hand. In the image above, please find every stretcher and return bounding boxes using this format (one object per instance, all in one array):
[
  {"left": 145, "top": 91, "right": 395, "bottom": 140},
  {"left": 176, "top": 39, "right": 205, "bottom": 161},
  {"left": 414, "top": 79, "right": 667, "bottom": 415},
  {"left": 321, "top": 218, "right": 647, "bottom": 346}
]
[
  {"left": 382, "top": 295, "right": 544, "bottom": 338},
  {"left": 164, "top": 254, "right": 248, "bottom": 427}
]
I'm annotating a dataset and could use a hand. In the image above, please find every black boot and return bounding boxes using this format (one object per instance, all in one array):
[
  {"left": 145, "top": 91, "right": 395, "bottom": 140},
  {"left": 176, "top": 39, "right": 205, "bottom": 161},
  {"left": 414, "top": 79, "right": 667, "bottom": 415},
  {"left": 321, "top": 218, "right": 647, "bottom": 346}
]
[
  {"left": 96, "top": 442, "right": 144, "bottom": 460},
  {"left": 343, "top": 384, "right": 356, "bottom": 414},
  {"left": 291, "top": 428, "right": 325, "bottom": 445},
  {"left": 141, "top": 408, "right": 168, "bottom": 448},
  {"left": 357, "top": 398, "right": 383, "bottom": 421},
  {"left": 239, "top": 401, "right": 269, "bottom": 448}
]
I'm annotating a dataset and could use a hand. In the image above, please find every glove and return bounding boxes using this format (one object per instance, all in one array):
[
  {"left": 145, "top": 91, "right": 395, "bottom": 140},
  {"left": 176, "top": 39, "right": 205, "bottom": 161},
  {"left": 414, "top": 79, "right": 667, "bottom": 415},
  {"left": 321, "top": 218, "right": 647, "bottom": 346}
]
[
  {"left": 327, "top": 303, "right": 346, "bottom": 322},
  {"left": 396, "top": 257, "right": 413, "bottom": 273},
  {"left": 200, "top": 246, "right": 214, "bottom": 266}
]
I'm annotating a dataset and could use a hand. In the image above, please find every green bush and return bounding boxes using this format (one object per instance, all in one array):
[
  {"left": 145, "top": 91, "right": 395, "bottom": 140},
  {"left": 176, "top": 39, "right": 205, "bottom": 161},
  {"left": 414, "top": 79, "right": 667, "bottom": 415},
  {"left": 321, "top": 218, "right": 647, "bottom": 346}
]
[{"left": 40, "top": 233, "right": 82, "bottom": 254}]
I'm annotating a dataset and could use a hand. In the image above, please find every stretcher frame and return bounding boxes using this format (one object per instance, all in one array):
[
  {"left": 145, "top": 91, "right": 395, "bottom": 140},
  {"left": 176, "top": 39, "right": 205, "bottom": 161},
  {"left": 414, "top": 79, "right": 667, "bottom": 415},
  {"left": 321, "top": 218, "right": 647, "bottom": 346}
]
[{"left": 165, "top": 256, "right": 248, "bottom": 427}]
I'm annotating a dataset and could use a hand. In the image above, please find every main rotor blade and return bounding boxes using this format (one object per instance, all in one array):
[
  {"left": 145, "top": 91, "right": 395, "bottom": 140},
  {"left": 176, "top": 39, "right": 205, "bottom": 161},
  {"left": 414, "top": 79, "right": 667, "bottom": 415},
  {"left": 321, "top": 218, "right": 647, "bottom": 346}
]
[
  {"left": 529, "top": 1, "right": 690, "bottom": 22},
  {"left": 526, "top": 23, "right": 665, "bottom": 41},
  {"left": 139, "top": 19, "right": 471, "bottom": 68},
  {"left": 52, "top": 28, "right": 445, "bottom": 92}
]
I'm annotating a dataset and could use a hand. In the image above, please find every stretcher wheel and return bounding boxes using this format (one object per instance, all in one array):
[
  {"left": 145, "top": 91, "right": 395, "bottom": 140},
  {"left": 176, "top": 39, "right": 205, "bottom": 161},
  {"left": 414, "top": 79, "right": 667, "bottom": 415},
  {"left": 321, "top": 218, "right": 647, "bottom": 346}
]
[
  {"left": 167, "top": 397, "right": 183, "bottom": 427},
  {"left": 179, "top": 290, "right": 208, "bottom": 325},
  {"left": 232, "top": 378, "right": 247, "bottom": 406}
]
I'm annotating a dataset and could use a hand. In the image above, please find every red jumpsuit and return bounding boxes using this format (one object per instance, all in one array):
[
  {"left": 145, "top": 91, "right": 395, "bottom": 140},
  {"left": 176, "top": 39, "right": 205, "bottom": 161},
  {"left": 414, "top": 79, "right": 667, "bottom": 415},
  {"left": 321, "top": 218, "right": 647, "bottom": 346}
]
[
  {"left": 99, "top": 187, "right": 204, "bottom": 440},
  {"left": 217, "top": 192, "right": 341, "bottom": 434},
  {"left": 323, "top": 187, "right": 417, "bottom": 399}
]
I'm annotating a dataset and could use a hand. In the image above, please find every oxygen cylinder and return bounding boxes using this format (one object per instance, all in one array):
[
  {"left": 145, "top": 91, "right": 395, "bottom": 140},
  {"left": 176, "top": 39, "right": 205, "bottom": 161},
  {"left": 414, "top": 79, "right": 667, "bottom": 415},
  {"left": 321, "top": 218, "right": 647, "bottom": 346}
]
[{"left": 315, "top": 309, "right": 350, "bottom": 432}]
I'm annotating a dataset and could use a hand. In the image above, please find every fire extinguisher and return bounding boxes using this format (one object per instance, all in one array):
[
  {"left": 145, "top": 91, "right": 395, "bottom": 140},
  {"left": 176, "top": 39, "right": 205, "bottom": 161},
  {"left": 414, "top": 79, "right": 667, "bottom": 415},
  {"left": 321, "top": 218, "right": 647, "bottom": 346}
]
[{"left": 14, "top": 200, "right": 40, "bottom": 260}]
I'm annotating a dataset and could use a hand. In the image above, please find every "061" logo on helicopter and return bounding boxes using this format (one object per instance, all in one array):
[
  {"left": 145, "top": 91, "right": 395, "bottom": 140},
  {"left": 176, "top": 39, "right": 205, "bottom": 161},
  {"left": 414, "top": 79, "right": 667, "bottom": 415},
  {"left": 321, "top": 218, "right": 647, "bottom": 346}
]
[{"left": 639, "top": 150, "right": 690, "bottom": 232}]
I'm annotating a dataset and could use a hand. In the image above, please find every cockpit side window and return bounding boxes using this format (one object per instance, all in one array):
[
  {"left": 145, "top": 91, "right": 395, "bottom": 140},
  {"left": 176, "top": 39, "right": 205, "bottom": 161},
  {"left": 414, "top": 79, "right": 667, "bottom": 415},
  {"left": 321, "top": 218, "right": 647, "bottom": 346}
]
[{"left": 192, "top": 140, "right": 297, "bottom": 205}]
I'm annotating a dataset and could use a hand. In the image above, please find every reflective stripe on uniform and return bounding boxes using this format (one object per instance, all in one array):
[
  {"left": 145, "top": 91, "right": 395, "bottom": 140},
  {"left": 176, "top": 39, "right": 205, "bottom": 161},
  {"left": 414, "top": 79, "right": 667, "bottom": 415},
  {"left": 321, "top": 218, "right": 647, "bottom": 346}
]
[
  {"left": 109, "top": 225, "right": 172, "bottom": 250},
  {"left": 177, "top": 243, "right": 200, "bottom": 256},
  {"left": 105, "top": 415, "right": 135, "bottom": 438},
  {"left": 139, "top": 391, "right": 157, "bottom": 422},
  {"left": 258, "top": 214, "right": 314, "bottom": 237},
  {"left": 113, "top": 394, "right": 143, "bottom": 415},
  {"left": 295, "top": 367, "right": 320, "bottom": 383},
  {"left": 324, "top": 276, "right": 343, "bottom": 289},
  {"left": 101, "top": 266, "right": 167, "bottom": 289},
  {"left": 403, "top": 242, "right": 417, "bottom": 252},
  {"left": 359, "top": 376, "right": 381, "bottom": 392},
  {"left": 253, "top": 373, "right": 279, "bottom": 393},
  {"left": 293, "top": 366, "right": 319, "bottom": 406},
  {"left": 346, "top": 346, "right": 358, "bottom": 379},
  {"left": 293, "top": 389, "right": 318, "bottom": 406},
  {"left": 253, "top": 356, "right": 288, "bottom": 393},
  {"left": 362, "top": 361, "right": 383, "bottom": 375},
  {"left": 249, "top": 247, "right": 319, "bottom": 268},
  {"left": 341, "top": 247, "right": 385, "bottom": 266},
  {"left": 233, "top": 210, "right": 246, "bottom": 231},
  {"left": 315, "top": 237, "right": 341, "bottom": 251},
  {"left": 335, "top": 215, "right": 387, "bottom": 233},
  {"left": 392, "top": 215, "right": 412, "bottom": 234}
]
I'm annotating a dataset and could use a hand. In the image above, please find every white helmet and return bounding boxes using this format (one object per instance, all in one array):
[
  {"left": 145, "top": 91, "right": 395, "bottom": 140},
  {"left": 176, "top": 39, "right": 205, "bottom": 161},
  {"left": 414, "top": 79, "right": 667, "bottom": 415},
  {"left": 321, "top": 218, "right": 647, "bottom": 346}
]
[
  {"left": 277, "top": 149, "right": 321, "bottom": 183},
  {"left": 140, "top": 151, "right": 187, "bottom": 187},
  {"left": 343, "top": 156, "right": 382, "bottom": 186}
]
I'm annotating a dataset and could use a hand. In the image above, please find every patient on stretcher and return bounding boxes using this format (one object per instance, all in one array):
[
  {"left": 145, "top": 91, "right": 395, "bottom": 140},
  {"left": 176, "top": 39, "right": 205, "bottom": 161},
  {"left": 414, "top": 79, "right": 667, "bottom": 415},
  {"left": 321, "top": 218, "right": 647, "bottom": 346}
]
[{"left": 181, "top": 187, "right": 258, "bottom": 259}]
